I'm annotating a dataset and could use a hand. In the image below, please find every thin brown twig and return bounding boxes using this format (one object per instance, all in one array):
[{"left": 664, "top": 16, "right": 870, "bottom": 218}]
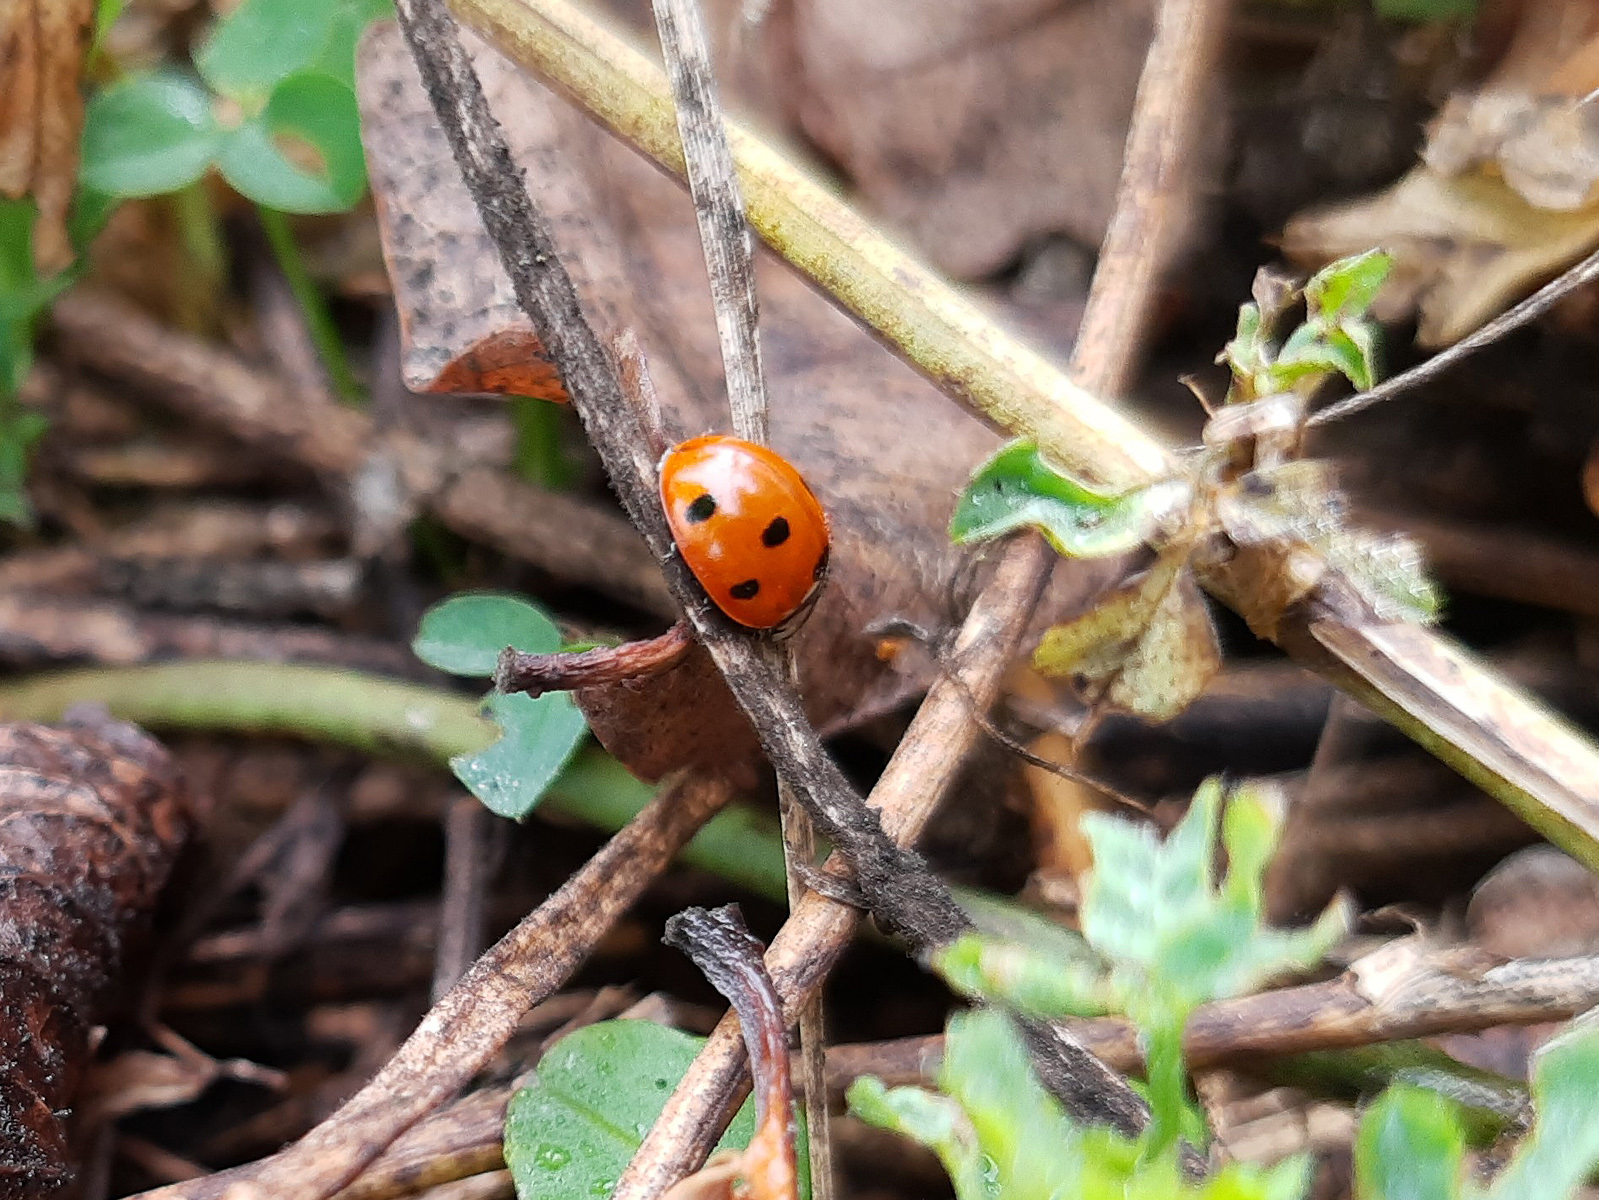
[
  {"left": 647, "top": 0, "right": 832, "bottom": 1186},
  {"left": 614, "top": 1, "right": 1230, "bottom": 1189},
  {"left": 1309, "top": 244, "right": 1599, "bottom": 426}
]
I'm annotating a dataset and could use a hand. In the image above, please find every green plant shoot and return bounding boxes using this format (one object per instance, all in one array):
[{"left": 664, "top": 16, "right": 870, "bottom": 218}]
[{"left": 933, "top": 779, "right": 1351, "bottom": 1159}]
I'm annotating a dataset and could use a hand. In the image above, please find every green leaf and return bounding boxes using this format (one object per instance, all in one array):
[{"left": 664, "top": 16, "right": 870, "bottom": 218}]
[
  {"left": 216, "top": 72, "right": 366, "bottom": 213},
  {"left": 1305, "top": 249, "right": 1391, "bottom": 326},
  {"left": 80, "top": 72, "right": 221, "bottom": 199},
  {"left": 414, "top": 593, "right": 587, "bottom": 819},
  {"left": 940, "top": 1008, "right": 1090, "bottom": 1200},
  {"left": 196, "top": 0, "right": 336, "bottom": 102},
  {"left": 1354, "top": 1087, "right": 1464, "bottom": 1200},
  {"left": 1376, "top": 0, "right": 1477, "bottom": 18},
  {"left": 505, "top": 1021, "right": 761, "bottom": 1200},
  {"left": 1482, "top": 1013, "right": 1599, "bottom": 1200},
  {"left": 311, "top": 0, "right": 395, "bottom": 86},
  {"left": 847, "top": 1078, "right": 995, "bottom": 1200},
  {"left": 1080, "top": 777, "right": 1350, "bottom": 1017},
  {"left": 413, "top": 592, "right": 564, "bottom": 677},
  {"left": 932, "top": 931, "right": 1116, "bottom": 1019},
  {"left": 950, "top": 440, "right": 1188, "bottom": 559},
  {"left": 450, "top": 689, "right": 586, "bottom": 820}
]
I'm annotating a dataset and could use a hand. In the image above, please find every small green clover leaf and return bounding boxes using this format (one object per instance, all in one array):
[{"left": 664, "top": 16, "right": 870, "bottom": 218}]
[
  {"left": 79, "top": 72, "right": 222, "bottom": 199},
  {"left": 196, "top": 0, "right": 341, "bottom": 102},
  {"left": 216, "top": 73, "right": 367, "bottom": 214},
  {"left": 413, "top": 593, "right": 587, "bottom": 820},
  {"left": 950, "top": 440, "right": 1190, "bottom": 559}
]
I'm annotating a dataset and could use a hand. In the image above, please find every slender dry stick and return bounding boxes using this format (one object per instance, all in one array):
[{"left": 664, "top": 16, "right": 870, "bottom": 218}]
[
  {"left": 612, "top": 0, "right": 1228, "bottom": 1193},
  {"left": 647, "top": 0, "right": 831, "bottom": 1187},
  {"left": 646, "top": 2, "right": 831, "bottom": 1192},
  {"left": 1310, "top": 243, "right": 1599, "bottom": 426},
  {"left": 453, "top": 0, "right": 1599, "bottom": 875},
  {"left": 125, "top": 774, "right": 735, "bottom": 1200}
]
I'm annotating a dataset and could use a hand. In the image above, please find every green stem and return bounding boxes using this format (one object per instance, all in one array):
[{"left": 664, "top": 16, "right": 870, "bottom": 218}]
[
  {"left": 172, "top": 181, "right": 228, "bottom": 326},
  {"left": 511, "top": 395, "right": 575, "bottom": 489},
  {"left": 1141, "top": 1019, "right": 1199, "bottom": 1163},
  {"left": 0, "top": 661, "right": 790, "bottom": 902},
  {"left": 257, "top": 205, "right": 365, "bottom": 405}
]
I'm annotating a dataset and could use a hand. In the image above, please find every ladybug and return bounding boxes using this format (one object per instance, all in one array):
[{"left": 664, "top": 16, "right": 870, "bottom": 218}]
[{"left": 659, "top": 434, "right": 831, "bottom": 630}]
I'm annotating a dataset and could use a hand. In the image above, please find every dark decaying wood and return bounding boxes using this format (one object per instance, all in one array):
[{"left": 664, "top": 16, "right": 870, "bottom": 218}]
[{"left": 0, "top": 711, "right": 192, "bottom": 1196}]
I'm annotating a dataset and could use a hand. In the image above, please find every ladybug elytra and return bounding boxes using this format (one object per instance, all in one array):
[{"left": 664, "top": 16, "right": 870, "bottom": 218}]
[{"left": 659, "top": 435, "right": 831, "bottom": 630}]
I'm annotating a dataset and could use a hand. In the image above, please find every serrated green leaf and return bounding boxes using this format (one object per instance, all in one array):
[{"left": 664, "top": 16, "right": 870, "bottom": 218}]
[
  {"left": 1081, "top": 778, "right": 1349, "bottom": 1015},
  {"left": 941, "top": 1009, "right": 1089, "bottom": 1200},
  {"left": 196, "top": 0, "right": 335, "bottom": 101},
  {"left": 505, "top": 1021, "right": 762, "bottom": 1200},
  {"left": 413, "top": 592, "right": 563, "bottom": 677},
  {"left": 216, "top": 72, "right": 366, "bottom": 213},
  {"left": 1355, "top": 1087, "right": 1464, "bottom": 1200},
  {"left": 847, "top": 1078, "right": 995, "bottom": 1200},
  {"left": 80, "top": 72, "right": 222, "bottom": 199},
  {"left": 950, "top": 440, "right": 1187, "bottom": 559},
  {"left": 931, "top": 931, "right": 1115, "bottom": 1018},
  {"left": 449, "top": 689, "right": 586, "bottom": 820}
]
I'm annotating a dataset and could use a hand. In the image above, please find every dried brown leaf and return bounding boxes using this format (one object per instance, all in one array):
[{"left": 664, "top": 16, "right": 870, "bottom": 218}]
[
  {"left": 0, "top": 0, "right": 94, "bottom": 274},
  {"left": 728, "top": 0, "right": 1159, "bottom": 278}
]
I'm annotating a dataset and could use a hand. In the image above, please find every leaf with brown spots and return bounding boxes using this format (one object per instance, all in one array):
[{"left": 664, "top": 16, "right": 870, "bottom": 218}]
[
  {"left": 356, "top": 25, "right": 1123, "bottom": 781},
  {"left": 0, "top": 0, "right": 94, "bottom": 274},
  {"left": 0, "top": 709, "right": 193, "bottom": 1197}
]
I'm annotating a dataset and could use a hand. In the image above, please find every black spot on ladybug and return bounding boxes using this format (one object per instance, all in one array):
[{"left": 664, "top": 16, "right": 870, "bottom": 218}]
[
  {"left": 813, "top": 546, "right": 830, "bottom": 582},
  {"left": 730, "top": 579, "right": 761, "bottom": 600},
  {"left": 761, "top": 516, "right": 791, "bottom": 547},
  {"left": 685, "top": 493, "right": 717, "bottom": 523}
]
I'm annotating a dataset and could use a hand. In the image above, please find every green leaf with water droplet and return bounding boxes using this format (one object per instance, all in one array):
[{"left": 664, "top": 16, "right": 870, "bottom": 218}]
[
  {"left": 950, "top": 440, "right": 1188, "bottom": 559},
  {"left": 505, "top": 1020, "right": 807, "bottom": 1200}
]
